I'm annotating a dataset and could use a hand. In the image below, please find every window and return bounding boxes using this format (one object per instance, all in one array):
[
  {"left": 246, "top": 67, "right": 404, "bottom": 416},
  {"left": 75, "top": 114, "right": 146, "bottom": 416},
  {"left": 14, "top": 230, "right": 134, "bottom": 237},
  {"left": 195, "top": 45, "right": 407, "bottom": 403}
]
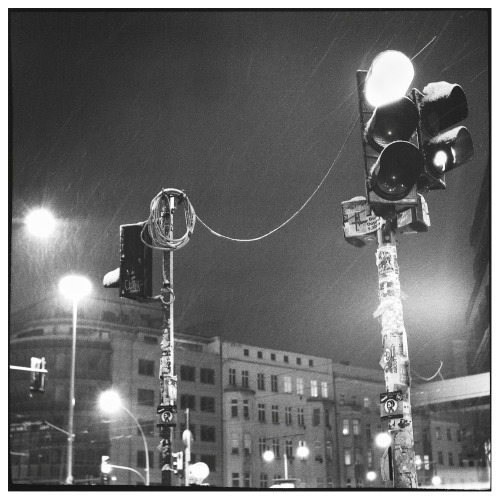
[
  {"left": 317, "top": 478, "right": 324, "bottom": 488},
  {"left": 296, "top": 357, "right": 302, "bottom": 365},
  {"left": 448, "top": 452, "right": 454, "bottom": 466},
  {"left": 271, "top": 375, "right": 278, "bottom": 392},
  {"left": 321, "top": 381, "right": 328, "bottom": 398},
  {"left": 259, "top": 437, "right": 267, "bottom": 456},
  {"left": 355, "top": 448, "right": 362, "bottom": 465},
  {"left": 366, "top": 423, "right": 372, "bottom": 440},
  {"left": 137, "top": 450, "right": 154, "bottom": 469},
  {"left": 457, "top": 429, "right": 462, "bottom": 442},
  {"left": 180, "top": 365, "right": 195, "bottom": 382},
  {"left": 244, "top": 349, "right": 249, "bottom": 357},
  {"left": 260, "top": 473, "right": 268, "bottom": 488},
  {"left": 424, "top": 455, "right": 430, "bottom": 470},
  {"left": 436, "top": 427, "right": 442, "bottom": 440},
  {"left": 459, "top": 452, "right": 464, "bottom": 466},
  {"left": 363, "top": 397, "right": 370, "bottom": 408},
  {"left": 244, "top": 472, "right": 251, "bottom": 487},
  {"left": 180, "top": 394, "right": 196, "bottom": 410},
  {"left": 285, "top": 439, "right": 293, "bottom": 458},
  {"left": 367, "top": 449, "right": 373, "bottom": 468},
  {"left": 244, "top": 434, "right": 251, "bottom": 456},
  {"left": 257, "top": 351, "right": 263, "bottom": 359},
  {"left": 200, "top": 396, "right": 215, "bottom": 413},
  {"left": 200, "top": 454, "right": 216, "bottom": 472},
  {"left": 229, "top": 368, "right": 236, "bottom": 385},
  {"left": 324, "top": 409, "right": 330, "bottom": 428},
  {"left": 242, "top": 370, "right": 249, "bottom": 388},
  {"left": 200, "top": 425, "right": 216, "bottom": 442},
  {"left": 342, "top": 418, "right": 350, "bottom": 436},
  {"left": 438, "top": 451, "right": 443, "bottom": 465},
  {"left": 231, "top": 399, "right": 238, "bottom": 417},
  {"left": 231, "top": 433, "right": 239, "bottom": 454},
  {"left": 271, "top": 353, "right": 276, "bottom": 361},
  {"left": 447, "top": 428, "right": 452, "bottom": 441},
  {"left": 243, "top": 400, "right": 249, "bottom": 419},
  {"left": 340, "top": 393, "right": 345, "bottom": 405},
  {"left": 298, "top": 407, "right": 305, "bottom": 427},
  {"left": 179, "top": 423, "right": 196, "bottom": 440},
  {"left": 285, "top": 406, "right": 292, "bottom": 425},
  {"left": 311, "top": 380, "right": 318, "bottom": 397},
  {"left": 346, "top": 478, "right": 352, "bottom": 488},
  {"left": 344, "top": 448, "right": 352, "bottom": 465},
  {"left": 272, "top": 438, "right": 280, "bottom": 458},
  {"left": 296, "top": 378, "right": 304, "bottom": 395},
  {"left": 138, "top": 388, "right": 155, "bottom": 406},
  {"left": 138, "top": 359, "right": 155, "bottom": 376},
  {"left": 309, "top": 359, "right": 314, "bottom": 367},
  {"left": 272, "top": 405, "right": 279, "bottom": 424},
  {"left": 313, "top": 408, "right": 321, "bottom": 426},
  {"left": 200, "top": 368, "right": 215, "bottom": 384},
  {"left": 257, "top": 373, "right": 265, "bottom": 390},
  {"left": 258, "top": 403, "right": 266, "bottom": 423},
  {"left": 284, "top": 355, "right": 289, "bottom": 363},
  {"left": 353, "top": 419, "right": 360, "bottom": 436},
  {"left": 232, "top": 472, "right": 240, "bottom": 487},
  {"left": 144, "top": 335, "right": 157, "bottom": 344},
  {"left": 284, "top": 376, "right": 292, "bottom": 393}
]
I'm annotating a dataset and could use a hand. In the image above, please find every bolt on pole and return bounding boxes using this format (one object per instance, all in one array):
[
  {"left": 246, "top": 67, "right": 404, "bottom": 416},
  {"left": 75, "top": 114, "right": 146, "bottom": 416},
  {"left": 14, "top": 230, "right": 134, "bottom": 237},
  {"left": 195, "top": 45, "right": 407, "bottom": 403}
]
[
  {"left": 375, "top": 222, "right": 417, "bottom": 488},
  {"left": 158, "top": 193, "right": 177, "bottom": 487}
]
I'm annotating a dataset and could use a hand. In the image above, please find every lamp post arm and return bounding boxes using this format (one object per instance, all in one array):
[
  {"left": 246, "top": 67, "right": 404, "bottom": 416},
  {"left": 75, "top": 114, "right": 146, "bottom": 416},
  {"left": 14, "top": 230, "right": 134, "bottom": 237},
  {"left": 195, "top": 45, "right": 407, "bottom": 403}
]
[
  {"left": 121, "top": 405, "right": 150, "bottom": 486},
  {"left": 108, "top": 463, "right": 146, "bottom": 484}
]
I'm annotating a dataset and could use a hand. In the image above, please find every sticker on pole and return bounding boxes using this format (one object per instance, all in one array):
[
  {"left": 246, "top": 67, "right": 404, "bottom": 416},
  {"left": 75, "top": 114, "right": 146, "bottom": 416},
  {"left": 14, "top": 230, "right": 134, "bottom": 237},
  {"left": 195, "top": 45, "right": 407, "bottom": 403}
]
[{"left": 380, "top": 390, "right": 403, "bottom": 419}]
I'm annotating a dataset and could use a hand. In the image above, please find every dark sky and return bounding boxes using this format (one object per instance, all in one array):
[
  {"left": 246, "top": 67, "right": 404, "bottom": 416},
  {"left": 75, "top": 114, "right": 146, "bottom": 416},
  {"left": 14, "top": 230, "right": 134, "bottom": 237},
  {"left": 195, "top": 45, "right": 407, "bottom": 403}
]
[{"left": 9, "top": 10, "right": 490, "bottom": 377}]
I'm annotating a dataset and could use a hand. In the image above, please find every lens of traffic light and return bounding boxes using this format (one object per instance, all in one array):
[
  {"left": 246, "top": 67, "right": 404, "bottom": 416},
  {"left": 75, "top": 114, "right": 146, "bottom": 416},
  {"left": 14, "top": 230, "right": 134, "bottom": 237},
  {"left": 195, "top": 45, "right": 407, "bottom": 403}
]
[
  {"left": 369, "top": 141, "right": 424, "bottom": 200},
  {"left": 365, "top": 96, "right": 419, "bottom": 152}
]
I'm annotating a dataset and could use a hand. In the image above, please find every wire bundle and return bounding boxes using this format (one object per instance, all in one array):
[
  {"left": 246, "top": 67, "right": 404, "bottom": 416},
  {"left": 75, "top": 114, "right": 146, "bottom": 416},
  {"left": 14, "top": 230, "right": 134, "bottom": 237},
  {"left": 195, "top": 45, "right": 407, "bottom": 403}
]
[{"left": 141, "top": 189, "right": 196, "bottom": 251}]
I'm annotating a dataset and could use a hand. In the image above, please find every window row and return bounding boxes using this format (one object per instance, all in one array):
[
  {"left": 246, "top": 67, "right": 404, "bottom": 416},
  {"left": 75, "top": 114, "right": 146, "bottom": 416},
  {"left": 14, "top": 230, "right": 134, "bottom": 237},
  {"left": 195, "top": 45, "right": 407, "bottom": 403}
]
[
  {"left": 139, "top": 362, "right": 216, "bottom": 384},
  {"left": 229, "top": 369, "right": 328, "bottom": 397},
  {"left": 434, "top": 426, "right": 462, "bottom": 442},
  {"left": 179, "top": 394, "right": 216, "bottom": 413},
  {"left": 242, "top": 348, "right": 315, "bottom": 367}
]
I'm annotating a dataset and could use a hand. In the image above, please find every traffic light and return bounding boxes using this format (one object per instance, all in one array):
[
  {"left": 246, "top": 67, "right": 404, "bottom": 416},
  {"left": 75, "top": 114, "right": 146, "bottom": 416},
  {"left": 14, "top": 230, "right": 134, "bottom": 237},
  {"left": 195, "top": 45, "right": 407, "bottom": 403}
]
[
  {"left": 414, "top": 82, "right": 474, "bottom": 190},
  {"left": 358, "top": 70, "right": 423, "bottom": 218},
  {"left": 101, "top": 455, "right": 112, "bottom": 484},
  {"left": 30, "top": 357, "right": 46, "bottom": 393},
  {"left": 103, "top": 222, "right": 153, "bottom": 300},
  {"left": 172, "top": 451, "right": 184, "bottom": 472}
]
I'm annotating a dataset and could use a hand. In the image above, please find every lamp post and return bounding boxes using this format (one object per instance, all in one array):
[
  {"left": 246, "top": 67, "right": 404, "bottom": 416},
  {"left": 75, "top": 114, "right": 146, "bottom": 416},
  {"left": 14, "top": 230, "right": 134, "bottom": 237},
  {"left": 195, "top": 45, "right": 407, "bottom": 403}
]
[
  {"left": 59, "top": 274, "right": 91, "bottom": 485},
  {"left": 263, "top": 441, "right": 309, "bottom": 482},
  {"left": 99, "top": 390, "right": 150, "bottom": 486}
]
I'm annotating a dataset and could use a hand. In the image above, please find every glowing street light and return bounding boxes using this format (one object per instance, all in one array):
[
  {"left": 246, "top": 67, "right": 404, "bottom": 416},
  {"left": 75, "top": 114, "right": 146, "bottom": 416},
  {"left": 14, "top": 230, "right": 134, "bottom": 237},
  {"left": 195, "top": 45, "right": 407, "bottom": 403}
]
[
  {"left": 25, "top": 208, "right": 57, "bottom": 238},
  {"left": 431, "top": 475, "right": 442, "bottom": 487},
  {"left": 99, "top": 390, "right": 150, "bottom": 486},
  {"left": 366, "top": 470, "right": 377, "bottom": 482},
  {"left": 263, "top": 441, "right": 309, "bottom": 480},
  {"left": 375, "top": 432, "right": 392, "bottom": 449},
  {"left": 59, "top": 274, "right": 92, "bottom": 485},
  {"left": 365, "top": 50, "right": 415, "bottom": 108}
]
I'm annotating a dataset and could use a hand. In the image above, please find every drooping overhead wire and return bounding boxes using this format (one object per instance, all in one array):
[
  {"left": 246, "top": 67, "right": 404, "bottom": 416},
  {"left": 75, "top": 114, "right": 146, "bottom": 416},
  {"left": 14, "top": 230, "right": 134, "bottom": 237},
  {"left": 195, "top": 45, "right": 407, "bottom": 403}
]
[
  {"left": 412, "top": 360, "right": 445, "bottom": 381},
  {"left": 195, "top": 115, "right": 360, "bottom": 243}
]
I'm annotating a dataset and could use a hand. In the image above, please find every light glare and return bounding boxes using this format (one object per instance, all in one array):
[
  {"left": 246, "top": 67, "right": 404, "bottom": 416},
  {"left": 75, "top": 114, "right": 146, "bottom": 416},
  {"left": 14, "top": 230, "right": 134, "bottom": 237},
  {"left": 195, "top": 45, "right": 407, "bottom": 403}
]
[
  {"left": 25, "top": 208, "right": 56, "bottom": 238},
  {"left": 366, "top": 471, "right": 377, "bottom": 481},
  {"left": 99, "top": 390, "right": 122, "bottom": 414},
  {"left": 263, "top": 450, "right": 275, "bottom": 462},
  {"left": 365, "top": 51, "right": 414, "bottom": 107},
  {"left": 433, "top": 151, "right": 448, "bottom": 172},
  {"left": 59, "top": 275, "right": 92, "bottom": 301},
  {"left": 375, "top": 432, "right": 392, "bottom": 448}
]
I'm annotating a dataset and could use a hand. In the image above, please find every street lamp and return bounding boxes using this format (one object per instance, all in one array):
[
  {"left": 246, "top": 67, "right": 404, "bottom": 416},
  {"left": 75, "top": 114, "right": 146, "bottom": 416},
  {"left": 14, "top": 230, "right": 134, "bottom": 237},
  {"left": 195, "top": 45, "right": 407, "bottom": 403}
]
[
  {"left": 263, "top": 442, "right": 309, "bottom": 480},
  {"left": 59, "top": 274, "right": 92, "bottom": 485},
  {"left": 99, "top": 390, "right": 150, "bottom": 486},
  {"left": 25, "top": 208, "right": 57, "bottom": 238}
]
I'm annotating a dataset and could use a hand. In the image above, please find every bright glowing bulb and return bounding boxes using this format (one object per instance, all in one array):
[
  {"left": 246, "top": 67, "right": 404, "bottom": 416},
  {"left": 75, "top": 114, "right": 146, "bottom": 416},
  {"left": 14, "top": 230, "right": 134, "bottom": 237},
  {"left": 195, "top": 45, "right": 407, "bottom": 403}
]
[
  {"left": 431, "top": 475, "right": 442, "bottom": 486},
  {"left": 188, "top": 462, "right": 210, "bottom": 484},
  {"left": 25, "top": 208, "right": 56, "bottom": 238},
  {"left": 433, "top": 151, "right": 448, "bottom": 172},
  {"left": 99, "top": 390, "right": 122, "bottom": 414},
  {"left": 366, "top": 471, "right": 377, "bottom": 481},
  {"left": 59, "top": 275, "right": 92, "bottom": 301},
  {"left": 365, "top": 51, "right": 414, "bottom": 107},
  {"left": 263, "top": 450, "right": 275, "bottom": 462},
  {"left": 375, "top": 432, "right": 392, "bottom": 448},
  {"left": 297, "top": 445, "right": 309, "bottom": 459}
]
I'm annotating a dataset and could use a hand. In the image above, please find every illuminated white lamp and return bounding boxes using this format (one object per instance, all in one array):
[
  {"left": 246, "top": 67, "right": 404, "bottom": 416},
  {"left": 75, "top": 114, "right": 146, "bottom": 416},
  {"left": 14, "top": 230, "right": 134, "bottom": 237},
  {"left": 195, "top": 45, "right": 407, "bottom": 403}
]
[
  {"left": 365, "top": 50, "right": 415, "bottom": 108},
  {"left": 263, "top": 450, "right": 275, "bottom": 462},
  {"left": 375, "top": 432, "right": 392, "bottom": 448},
  {"left": 59, "top": 275, "right": 92, "bottom": 301},
  {"left": 366, "top": 471, "right": 377, "bottom": 482},
  {"left": 25, "top": 208, "right": 57, "bottom": 238}
]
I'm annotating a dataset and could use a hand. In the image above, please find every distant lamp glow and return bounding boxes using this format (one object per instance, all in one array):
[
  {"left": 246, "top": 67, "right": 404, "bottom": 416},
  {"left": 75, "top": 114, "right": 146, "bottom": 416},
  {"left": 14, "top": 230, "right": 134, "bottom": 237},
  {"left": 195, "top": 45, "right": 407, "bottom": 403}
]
[
  {"left": 296, "top": 443, "right": 309, "bottom": 460},
  {"left": 365, "top": 51, "right": 414, "bottom": 107},
  {"left": 375, "top": 432, "right": 392, "bottom": 448},
  {"left": 25, "top": 208, "right": 56, "bottom": 238},
  {"left": 366, "top": 471, "right": 377, "bottom": 482},
  {"left": 59, "top": 275, "right": 92, "bottom": 302},
  {"left": 431, "top": 475, "right": 442, "bottom": 486},
  {"left": 99, "top": 390, "right": 122, "bottom": 414},
  {"left": 433, "top": 150, "right": 448, "bottom": 172},
  {"left": 263, "top": 450, "right": 275, "bottom": 462}
]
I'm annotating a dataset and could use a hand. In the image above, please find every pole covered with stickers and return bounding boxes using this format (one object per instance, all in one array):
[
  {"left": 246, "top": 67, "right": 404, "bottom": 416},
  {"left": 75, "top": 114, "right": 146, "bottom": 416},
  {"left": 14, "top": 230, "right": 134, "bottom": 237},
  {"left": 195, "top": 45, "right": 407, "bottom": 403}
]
[{"left": 374, "top": 223, "right": 417, "bottom": 488}]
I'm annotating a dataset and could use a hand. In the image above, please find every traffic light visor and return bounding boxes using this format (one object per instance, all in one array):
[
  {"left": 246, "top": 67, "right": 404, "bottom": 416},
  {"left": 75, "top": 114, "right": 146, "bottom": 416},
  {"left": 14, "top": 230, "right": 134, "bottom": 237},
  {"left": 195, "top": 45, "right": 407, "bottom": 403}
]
[
  {"left": 369, "top": 141, "right": 424, "bottom": 200},
  {"left": 365, "top": 97, "right": 419, "bottom": 152},
  {"left": 420, "top": 82, "right": 468, "bottom": 135}
]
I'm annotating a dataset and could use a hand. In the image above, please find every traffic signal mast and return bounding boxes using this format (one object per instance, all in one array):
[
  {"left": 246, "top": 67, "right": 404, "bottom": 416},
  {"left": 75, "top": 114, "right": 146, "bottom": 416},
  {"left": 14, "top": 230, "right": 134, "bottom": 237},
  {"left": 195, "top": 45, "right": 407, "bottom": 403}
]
[{"left": 348, "top": 50, "right": 474, "bottom": 489}]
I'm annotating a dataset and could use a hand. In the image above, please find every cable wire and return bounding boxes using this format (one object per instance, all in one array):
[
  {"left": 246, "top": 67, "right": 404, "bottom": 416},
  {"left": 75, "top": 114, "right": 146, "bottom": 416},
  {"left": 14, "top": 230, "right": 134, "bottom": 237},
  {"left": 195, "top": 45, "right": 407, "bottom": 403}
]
[{"left": 195, "top": 115, "right": 359, "bottom": 243}]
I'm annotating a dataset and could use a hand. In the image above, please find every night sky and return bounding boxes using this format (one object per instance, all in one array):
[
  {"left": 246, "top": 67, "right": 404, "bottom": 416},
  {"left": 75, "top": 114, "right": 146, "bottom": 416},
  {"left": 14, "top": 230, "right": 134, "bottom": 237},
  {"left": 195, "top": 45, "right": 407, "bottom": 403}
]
[{"left": 9, "top": 10, "right": 490, "bottom": 377}]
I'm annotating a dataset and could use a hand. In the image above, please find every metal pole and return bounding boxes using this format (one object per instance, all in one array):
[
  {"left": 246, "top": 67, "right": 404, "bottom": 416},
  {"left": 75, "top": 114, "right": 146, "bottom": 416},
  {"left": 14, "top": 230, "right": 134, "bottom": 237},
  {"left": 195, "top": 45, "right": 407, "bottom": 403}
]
[
  {"left": 375, "top": 222, "right": 417, "bottom": 488},
  {"left": 121, "top": 405, "right": 149, "bottom": 485},
  {"left": 158, "top": 193, "right": 177, "bottom": 486},
  {"left": 65, "top": 299, "right": 77, "bottom": 485},
  {"left": 284, "top": 452, "right": 288, "bottom": 480},
  {"left": 184, "top": 408, "right": 190, "bottom": 487}
]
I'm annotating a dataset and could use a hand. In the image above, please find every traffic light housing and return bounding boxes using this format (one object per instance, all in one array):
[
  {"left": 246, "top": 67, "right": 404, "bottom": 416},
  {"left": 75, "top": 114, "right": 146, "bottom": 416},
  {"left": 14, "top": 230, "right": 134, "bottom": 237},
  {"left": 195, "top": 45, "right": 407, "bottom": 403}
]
[
  {"left": 172, "top": 451, "right": 184, "bottom": 472},
  {"left": 101, "top": 455, "right": 112, "bottom": 484},
  {"left": 103, "top": 222, "right": 153, "bottom": 300},
  {"left": 30, "top": 357, "right": 46, "bottom": 393},
  {"left": 414, "top": 82, "right": 474, "bottom": 190},
  {"left": 357, "top": 71, "right": 423, "bottom": 218}
]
